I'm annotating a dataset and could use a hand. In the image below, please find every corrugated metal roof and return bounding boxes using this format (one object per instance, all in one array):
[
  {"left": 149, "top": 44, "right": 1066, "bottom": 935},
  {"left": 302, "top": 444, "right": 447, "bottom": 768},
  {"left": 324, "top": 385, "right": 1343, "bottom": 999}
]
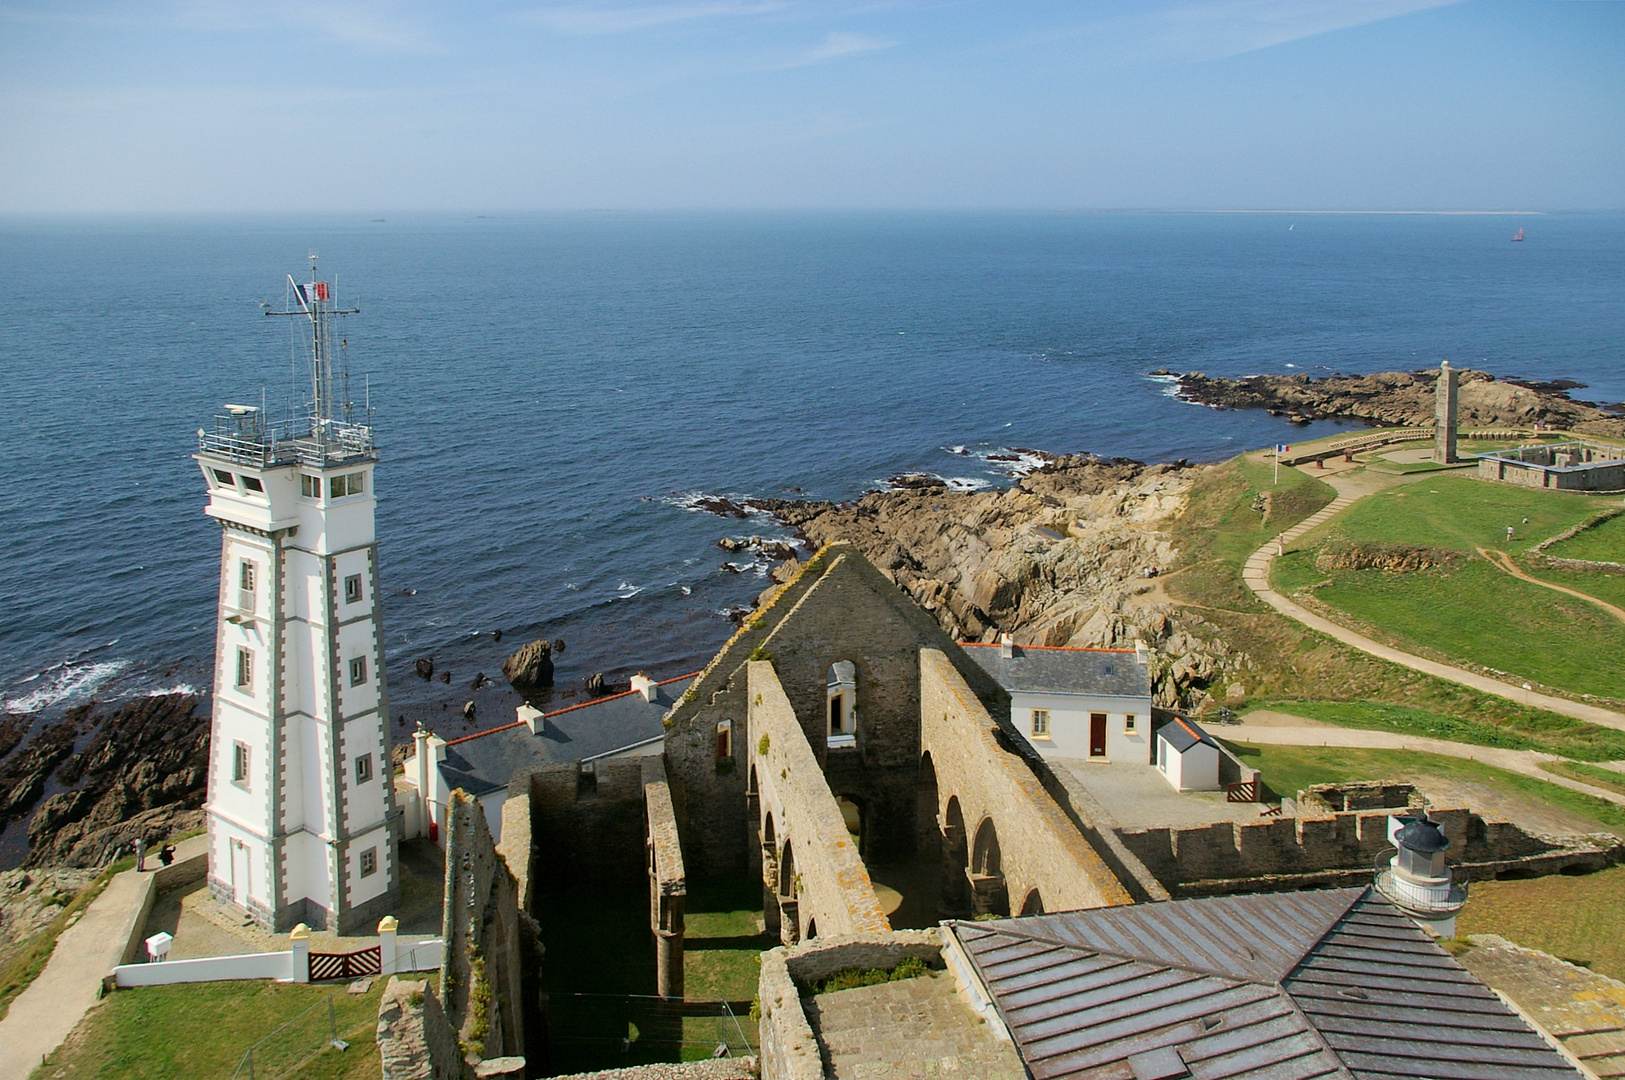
[
  {"left": 962, "top": 643, "right": 1153, "bottom": 699},
  {"left": 952, "top": 887, "right": 1582, "bottom": 1080}
]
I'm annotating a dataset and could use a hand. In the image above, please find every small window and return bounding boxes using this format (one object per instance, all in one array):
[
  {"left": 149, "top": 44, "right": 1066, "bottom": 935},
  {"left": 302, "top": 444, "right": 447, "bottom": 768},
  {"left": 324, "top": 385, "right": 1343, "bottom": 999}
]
[
  {"left": 235, "top": 647, "right": 253, "bottom": 690},
  {"left": 346, "top": 471, "right": 364, "bottom": 495},
  {"left": 349, "top": 656, "right": 368, "bottom": 687},
  {"left": 232, "top": 741, "right": 250, "bottom": 786},
  {"left": 1124, "top": 714, "right": 1136, "bottom": 734},
  {"left": 355, "top": 753, "right": 373, "bottom": 784},
  {"left": 1031, "top": 709, "right": 1050, "bottom": 738},
  {"left": 359, "top": 847, "right": 378, "bottom": 878},
  {"left": 212, "top": 469, "right": 235, "bottom": 486},
  {"left": 241, "top": 475, "right": 264, "bottom": 493},
  {"left": 716, "top": 719, "right": 733, "bottom": 760},
  {"left": 344, "top": 574, "right": 363, "bottom": 604},
  {"left": 301, "top": 474, "right": 322, "bottom": 498},
  {"left": 331, "top": 472, "right": 365, "bottom": 498},
  {"left": 239, "top": 560, "right": 256, "bottom": 591}
]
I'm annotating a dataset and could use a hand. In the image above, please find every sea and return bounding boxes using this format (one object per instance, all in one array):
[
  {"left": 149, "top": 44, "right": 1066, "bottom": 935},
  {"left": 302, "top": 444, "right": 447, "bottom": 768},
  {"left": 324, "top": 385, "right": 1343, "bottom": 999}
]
[{"left": 2, "top": 210, "right": 1621, "bottom": 743}]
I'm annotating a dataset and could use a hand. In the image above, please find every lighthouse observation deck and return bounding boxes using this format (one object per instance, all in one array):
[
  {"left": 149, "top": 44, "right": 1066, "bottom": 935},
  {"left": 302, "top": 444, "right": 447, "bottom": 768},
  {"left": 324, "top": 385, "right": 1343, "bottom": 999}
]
[{"left": 198, "top": 408, "right": 375, "bottom": 471}]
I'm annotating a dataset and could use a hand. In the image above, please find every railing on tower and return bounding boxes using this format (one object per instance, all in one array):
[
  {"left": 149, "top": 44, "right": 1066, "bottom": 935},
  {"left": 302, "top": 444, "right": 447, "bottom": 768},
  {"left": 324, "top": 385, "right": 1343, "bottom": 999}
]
[{"left": 199, "top": 411, "right": 375, "bottom": 470}]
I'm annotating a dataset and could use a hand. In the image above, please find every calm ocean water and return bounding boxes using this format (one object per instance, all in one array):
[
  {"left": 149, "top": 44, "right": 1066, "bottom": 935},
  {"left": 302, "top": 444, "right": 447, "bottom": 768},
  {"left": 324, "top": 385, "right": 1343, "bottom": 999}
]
[{"left": 1, "top": 211, "right": 1621, "bottom": 734}]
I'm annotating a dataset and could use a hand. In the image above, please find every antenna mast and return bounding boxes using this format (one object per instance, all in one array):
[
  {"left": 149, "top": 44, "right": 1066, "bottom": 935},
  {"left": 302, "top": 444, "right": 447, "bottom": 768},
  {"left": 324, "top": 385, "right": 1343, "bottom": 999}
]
[{"left": 266, "top": 251, "right": 360, "bottom": 439}]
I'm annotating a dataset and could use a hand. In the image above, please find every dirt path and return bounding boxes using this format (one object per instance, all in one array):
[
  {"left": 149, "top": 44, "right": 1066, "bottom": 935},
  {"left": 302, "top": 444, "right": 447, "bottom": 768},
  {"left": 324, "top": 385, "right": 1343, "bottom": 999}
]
[
  {"left": 1478, "top": 547, "right": 1625, "bottom": 625},
  {"left": 1229, "top": 712, "right": 1625, "bottom": 813},
  {"left": 1240, "top": 465, "right": 1625, "bottom": 732}
]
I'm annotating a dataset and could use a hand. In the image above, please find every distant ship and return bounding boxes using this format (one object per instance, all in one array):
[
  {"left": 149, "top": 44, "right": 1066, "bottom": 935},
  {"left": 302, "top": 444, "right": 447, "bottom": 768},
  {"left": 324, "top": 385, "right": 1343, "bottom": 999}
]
[{"left": 1512, "top": 228, "right": 1524, "bottom": 242}]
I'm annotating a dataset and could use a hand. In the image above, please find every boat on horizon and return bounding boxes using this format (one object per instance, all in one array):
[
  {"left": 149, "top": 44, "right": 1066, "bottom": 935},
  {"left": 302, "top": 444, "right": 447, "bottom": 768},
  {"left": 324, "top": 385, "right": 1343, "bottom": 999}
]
[{"left": 1513, "top": 228, "right": 1524, "bottom": 241}]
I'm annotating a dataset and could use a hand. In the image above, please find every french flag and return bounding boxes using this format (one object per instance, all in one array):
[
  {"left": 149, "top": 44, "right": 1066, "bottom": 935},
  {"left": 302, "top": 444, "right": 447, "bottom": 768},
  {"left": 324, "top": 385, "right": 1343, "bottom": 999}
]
[
  {"left": 298, "top": 281, "right": 331, "bottom": 304},
  {"left": 1276, "top": 444, "right": 1290, "bottom": 454}
]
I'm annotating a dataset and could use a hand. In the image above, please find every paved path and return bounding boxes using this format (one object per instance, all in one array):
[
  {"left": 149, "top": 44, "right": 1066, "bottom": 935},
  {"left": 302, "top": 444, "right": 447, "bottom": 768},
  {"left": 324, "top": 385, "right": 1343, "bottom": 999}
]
[
  {"left": 1226, "top": 714, "right": 1625, "bottom": 809},
  {"left": 1479, "top": 547, "right": 1625, "bottom": 625},
  {"left": 1241, "top": 468, "right": 1625, "bottom": 732},
  {"left": 0, "top": 833, "right": 209, "bottom": 1079}
]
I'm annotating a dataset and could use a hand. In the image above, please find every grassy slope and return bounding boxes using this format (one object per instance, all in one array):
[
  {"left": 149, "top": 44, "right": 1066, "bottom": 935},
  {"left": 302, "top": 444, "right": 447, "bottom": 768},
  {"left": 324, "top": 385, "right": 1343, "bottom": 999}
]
[
  {"left": 32, "top": 979, "right": 385, "bottom": 1080},
  {"left": 1541, "top": 760, "right": 1625, "bottom": 798},
  {"left": 1222, "top": 742, "right": 1625, "bottom": 838},
  {"left": 1542, "top": 510, "right": 1625, "bottom": 562},
  {"left": 1164, "top": 457, "right": 1624, "bottom": 739},
  {"left": 1457, "top": 865, "right": 1625, "bottom": 983},
  {"left": 1250, "top": 699, "right": 1625, "bottom": 762},
  {"left": 1272, "top": 475, "right": 1625, "bottom": 700}
]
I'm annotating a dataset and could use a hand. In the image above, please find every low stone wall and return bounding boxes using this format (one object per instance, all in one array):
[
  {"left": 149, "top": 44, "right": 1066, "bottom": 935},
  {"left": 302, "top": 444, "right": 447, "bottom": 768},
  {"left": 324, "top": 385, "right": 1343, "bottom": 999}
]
[
  {"left": 378, "top": 976, "right": 468, "bottom": 1080},
  {"left": 645, "top": 757, "right": 686, "bottom": 998},
  {"left": 757, "top": 931, "right": 943, "bottom": 1080},
  {"left": 1116, "top": 798, "right": 1619, "bottom": 895}
]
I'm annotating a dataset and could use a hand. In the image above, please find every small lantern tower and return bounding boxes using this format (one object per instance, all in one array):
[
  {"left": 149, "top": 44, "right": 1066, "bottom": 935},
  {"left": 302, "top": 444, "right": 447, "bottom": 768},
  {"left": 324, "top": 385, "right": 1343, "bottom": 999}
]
[
  {"left": 196, "top": 258, "right": 400, "bottom": 934},
  {"left": 1374, "top": 809, "right": 1466, "bottom": 936}
]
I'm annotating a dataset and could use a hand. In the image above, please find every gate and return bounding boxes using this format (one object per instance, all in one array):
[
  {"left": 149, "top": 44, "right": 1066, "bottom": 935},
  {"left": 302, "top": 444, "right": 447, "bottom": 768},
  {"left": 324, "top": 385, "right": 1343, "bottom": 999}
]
[
  {"left": 308, "top": 945, "right": 381, "bottom": 981},
  {"left": 1226, "top": 779, "right": 1259, "bottom": 803}
]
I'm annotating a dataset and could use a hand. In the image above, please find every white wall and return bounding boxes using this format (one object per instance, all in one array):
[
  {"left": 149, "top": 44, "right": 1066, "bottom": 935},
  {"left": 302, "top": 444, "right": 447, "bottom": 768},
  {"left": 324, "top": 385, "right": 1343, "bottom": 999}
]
[
  {"left": 114, "top": 951, "right": 292, "bottom": 987},
  {"left": 1012, "top": 691, "right": 1153, "bottom": 763},
  {"left": 1156, "top": 733, "right": 1221, "bottom": 792}
]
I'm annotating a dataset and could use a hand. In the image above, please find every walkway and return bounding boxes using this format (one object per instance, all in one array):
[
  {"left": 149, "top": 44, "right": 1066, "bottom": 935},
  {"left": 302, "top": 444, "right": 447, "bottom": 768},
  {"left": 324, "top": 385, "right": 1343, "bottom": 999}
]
[
  {"left": 803, "top": 971, "right": 1026, "bottom": 1080},
  {"left": 1479, "top": 547, "right": 1625, "bottom": 625},
  {"left": 1227, "top": 713, "right": 1625, "bottom": 810},
  {"left": 1241, "top": 467, "right": 1625, "bottom": 732},
  {"left": 0, "top": 833, "right": 209, "bottom": 1079}
]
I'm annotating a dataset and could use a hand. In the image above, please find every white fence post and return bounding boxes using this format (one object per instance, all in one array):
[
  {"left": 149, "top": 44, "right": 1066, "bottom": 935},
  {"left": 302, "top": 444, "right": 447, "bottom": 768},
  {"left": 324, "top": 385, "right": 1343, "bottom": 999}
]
[
  {"left": 378, "top": 915, "right": 398, "bottom": 976},
  {"left": 290, "top": 923, "right": 311, "bottom": 983}
]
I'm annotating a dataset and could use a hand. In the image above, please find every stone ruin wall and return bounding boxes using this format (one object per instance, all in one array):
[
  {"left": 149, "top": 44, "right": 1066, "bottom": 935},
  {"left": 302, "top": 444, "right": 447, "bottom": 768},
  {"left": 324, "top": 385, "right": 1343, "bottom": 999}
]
[
  {"left": 919, "top": 648, "right": 1134, "bottom": 915},
  {"left": 506, "top": 759, "right": 650, "bottom": 903},
  {"left": 439, "top": 789, "right": 526, "bottom": 1064},
  {"left": 749, "top": 660, "right": 891, "bottom": 942},
  {"left": 1117, "top": 789, "right": 1620, "bottom": 896}
]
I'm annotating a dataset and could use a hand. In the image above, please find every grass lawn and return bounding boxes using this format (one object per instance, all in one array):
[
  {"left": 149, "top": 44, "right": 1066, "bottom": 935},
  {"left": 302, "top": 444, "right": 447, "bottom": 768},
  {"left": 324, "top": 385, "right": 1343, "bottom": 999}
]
[
  {"left": 1518, "top": 561, "right": 1625, "bottom": 612},
  {"left": 1457, "top": 865, "right": 1625, "bottom": 983},
  {"left": 1221, "top": 742, "right": 1625, "bottom": 839},
  {"left": 1541, "top": 760, "right": 1625, "bottom": 798},
  {"left": 31, "top": 978, "right": 386, "bottom": 1080},
  {"left": 1541, "top": 510, "right": 1625, "bottom": 563},
  {"left": 1307, "top": 475, "right": 1600, "bottom": 555},
  {"left": 1249, "top": 699, "right": 1625, "bottom": 763},
  {"left": 1307, "top": 560, "right": 1625, "bottom": 699}
]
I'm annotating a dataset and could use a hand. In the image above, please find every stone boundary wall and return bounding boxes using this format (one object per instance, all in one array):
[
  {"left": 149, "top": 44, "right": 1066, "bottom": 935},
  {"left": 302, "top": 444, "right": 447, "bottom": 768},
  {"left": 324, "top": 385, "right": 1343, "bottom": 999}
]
[
  {"left": 758, "top": 931, "right": 943, "bottom": 1080},
  {"left": 1116, "top": 802, "right": 1621, "bottom": 894},
  {"left": 749, "top": 661, "right": 890, "bottom": 941},
  {"left": 440, "top": 789, "right": 525, "bottom": 1062},
  {"left": 507, "top": 760, "right": 649, "bottom": 896},
  {"left": 645, "top": 757, "right": 687, "bottom": 998},
  {"left": 1037, "top": 765, "right": 1169, "bottom": 903},
  {"left": 378, "top": 976, "right": 467, "bottom": 1080},
  {"left": 920, "top": 648, "right": 1134, "bottom": 913}
]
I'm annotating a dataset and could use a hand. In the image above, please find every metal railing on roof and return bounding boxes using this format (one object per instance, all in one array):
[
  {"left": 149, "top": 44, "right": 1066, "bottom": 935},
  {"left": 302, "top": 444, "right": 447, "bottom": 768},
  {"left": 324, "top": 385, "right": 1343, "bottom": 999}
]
[{"left": 199, "top": 412, "right": 375, "bottom": 470}]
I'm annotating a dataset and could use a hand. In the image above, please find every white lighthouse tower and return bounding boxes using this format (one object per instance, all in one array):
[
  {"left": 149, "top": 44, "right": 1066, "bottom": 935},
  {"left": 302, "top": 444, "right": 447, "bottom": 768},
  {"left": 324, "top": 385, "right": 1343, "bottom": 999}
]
[{"left": 196, "top": 259, "right": 399, "bottom": 934}]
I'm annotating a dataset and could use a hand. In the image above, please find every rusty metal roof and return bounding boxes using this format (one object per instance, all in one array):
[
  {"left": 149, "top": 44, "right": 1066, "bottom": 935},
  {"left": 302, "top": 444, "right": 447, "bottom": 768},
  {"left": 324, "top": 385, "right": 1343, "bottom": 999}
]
[{"left": 951, "top": 887, "right": 1581, "bottom": 1080}]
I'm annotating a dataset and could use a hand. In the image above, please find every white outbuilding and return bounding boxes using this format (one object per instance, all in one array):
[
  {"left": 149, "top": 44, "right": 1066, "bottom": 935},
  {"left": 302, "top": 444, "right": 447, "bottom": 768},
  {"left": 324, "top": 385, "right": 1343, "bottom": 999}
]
[{"left": 1154, "top": 717, "right": 1222, "bottom": 792}]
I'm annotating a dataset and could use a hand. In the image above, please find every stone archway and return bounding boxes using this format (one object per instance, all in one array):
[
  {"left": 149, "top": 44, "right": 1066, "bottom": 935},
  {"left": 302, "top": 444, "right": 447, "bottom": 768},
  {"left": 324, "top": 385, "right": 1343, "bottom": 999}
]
[
  {"left": 1019, "top": 888, "right": 1044, "bottom": 916},
  {"left": 941, "top": 796, "right": 971, "bottom": 919},
  {"left": 970, "top": 817, "right": 1009, "bottom": 918},
  {"left": 778, "top": 838, "right": 800, "bottom": 945},
  {"left": 761, "top": 811, "right": 780, "bottom": 937}
]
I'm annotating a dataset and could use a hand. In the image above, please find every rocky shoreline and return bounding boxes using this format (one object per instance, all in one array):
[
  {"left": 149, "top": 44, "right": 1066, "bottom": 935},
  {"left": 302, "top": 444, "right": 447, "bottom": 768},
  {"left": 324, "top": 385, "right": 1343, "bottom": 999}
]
[{"left": 1164, "top": 367, "right": 1625, "bottom": 435}]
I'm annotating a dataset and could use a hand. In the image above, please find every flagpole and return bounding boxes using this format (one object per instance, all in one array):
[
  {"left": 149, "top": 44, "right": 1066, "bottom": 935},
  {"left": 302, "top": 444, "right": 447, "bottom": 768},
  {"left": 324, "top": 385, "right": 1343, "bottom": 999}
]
[{"left": 1274, "top": 448, "right": 1279, "bottom": 486}]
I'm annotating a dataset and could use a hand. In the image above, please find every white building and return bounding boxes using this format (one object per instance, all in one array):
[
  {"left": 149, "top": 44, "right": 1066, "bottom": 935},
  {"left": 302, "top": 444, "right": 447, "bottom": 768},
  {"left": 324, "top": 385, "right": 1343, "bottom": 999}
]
[
  {"left": 196, "top": 265, "right": 399, "bottom": 934},
  {"left": 961, "top": 637, "right": 1154, "bottom": 763},
  {"left": 1154, "top": 717, "right": 1221, "bottom": 792}
]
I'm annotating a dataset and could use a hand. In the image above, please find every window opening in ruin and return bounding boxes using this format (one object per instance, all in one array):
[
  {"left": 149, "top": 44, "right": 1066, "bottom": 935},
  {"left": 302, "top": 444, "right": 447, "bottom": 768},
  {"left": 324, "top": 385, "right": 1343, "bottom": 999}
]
[
  {"left": 827, "top": 661, "right": 857, "bottom": 747},
  {"left": 716, "top": 718, "right": 733, "bottom": 760},
  {"left": 779, "top": 840, "right": 796, "bottom": 897},
  {"left": 837, "top": 796, "right": 863, "bottom": 856},
  {"left": 1020, "top": 889, "right": 1044, "bottom": 916},
  {"left": 1031, "top": 708, "right": 1050, "bottom": 738}
]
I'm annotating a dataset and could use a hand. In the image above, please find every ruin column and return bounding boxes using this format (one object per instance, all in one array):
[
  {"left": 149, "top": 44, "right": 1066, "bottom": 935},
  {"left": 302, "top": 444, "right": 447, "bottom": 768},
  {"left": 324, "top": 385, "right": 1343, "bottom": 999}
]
[
  {"left": 1434, "top": 360, "right": 1459, "bottom": 464},
  {"left": 761, "top": 848, "right": 781, "bottom": 937},
  {"left": 653, "top": 891, "right": 685, "bottom": 1000}
]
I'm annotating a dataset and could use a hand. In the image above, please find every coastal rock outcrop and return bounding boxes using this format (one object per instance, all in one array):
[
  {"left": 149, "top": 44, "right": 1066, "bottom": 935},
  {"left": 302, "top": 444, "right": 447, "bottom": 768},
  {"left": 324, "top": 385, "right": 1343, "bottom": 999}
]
[
  {"left": 501, "top": 640, "right": 555, "bottom": 693},
  {"left": 1173, "top": 369, "right": 1625, "bottom": 436},
  {"left": 750, "top": 454, "right": 1237, "bottom": 705}
]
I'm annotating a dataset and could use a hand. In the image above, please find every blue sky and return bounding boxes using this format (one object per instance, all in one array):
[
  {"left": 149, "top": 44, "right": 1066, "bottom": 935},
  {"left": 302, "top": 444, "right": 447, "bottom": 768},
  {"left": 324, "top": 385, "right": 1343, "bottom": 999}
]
[{"left": 0, "top": 1, "right": 1619, "bottom": 211}]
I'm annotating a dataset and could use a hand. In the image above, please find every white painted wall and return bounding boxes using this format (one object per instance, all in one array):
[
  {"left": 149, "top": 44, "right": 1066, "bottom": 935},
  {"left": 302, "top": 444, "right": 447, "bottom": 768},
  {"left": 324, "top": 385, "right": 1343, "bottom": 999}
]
[
  {"left": 1012, "top": 691, "right": 1153, "bottom": 763},
  {"left": 1155, "top": 732, "right": 1221, "bottom": 792}
]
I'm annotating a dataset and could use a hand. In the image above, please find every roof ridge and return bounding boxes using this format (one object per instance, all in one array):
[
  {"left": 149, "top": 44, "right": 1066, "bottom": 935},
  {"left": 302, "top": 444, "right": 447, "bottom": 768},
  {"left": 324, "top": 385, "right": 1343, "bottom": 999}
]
[
  {"left": 960, "top": 641, "right": 1137, "bottom": 654},
  {"left": 442, "top": 671, "right": 701, "bottom": 747}
]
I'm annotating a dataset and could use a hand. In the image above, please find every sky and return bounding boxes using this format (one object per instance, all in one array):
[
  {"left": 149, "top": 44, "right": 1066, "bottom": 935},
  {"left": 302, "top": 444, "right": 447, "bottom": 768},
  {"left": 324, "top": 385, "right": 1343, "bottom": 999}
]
[{"left": 0, "top": 1, "right": 1619, "bottom": 212}]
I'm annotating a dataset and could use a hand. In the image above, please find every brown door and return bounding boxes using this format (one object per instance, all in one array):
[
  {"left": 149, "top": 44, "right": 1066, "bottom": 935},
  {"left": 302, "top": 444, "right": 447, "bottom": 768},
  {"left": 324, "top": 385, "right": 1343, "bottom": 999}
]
[{"left": 1089, "top": 714, "right": 1108, "bottom": 757}]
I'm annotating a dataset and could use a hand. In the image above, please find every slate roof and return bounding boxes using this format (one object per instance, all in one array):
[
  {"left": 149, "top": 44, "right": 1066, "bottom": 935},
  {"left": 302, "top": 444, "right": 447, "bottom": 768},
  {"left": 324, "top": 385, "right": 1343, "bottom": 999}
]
[
  {"left": 961, "top": 643, "right": 1152, "bottom": 699},
  {"left": 1159, "top": 717, "right": 1217, "bottom": 754},
  {"left": 437, "top": 674, "right": 696, "bottom": 796},
  {"left": 951, "top": 887, "right": 1581, "bottom": 1080}
]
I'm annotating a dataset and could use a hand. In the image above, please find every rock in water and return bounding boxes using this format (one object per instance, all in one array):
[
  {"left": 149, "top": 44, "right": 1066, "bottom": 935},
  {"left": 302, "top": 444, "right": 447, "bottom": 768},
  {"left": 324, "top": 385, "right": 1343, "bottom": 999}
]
[
  {"left": 492, "top": 628, "right": 503, "bottom": 643},
  {"left": 586, "top": 673, "right": 606, "bottom": 696},
  {"left": 415, "top": 658, "right": 434, "bottom": 680},
  {"left": 501, "top": 640, "right": 555, "bottom": 693},
  {"left": 463, "top": 701, "right": 477, "bottom": 721},
  {"left": 552, "top": 638, "right": 566, "bottom": 655}
]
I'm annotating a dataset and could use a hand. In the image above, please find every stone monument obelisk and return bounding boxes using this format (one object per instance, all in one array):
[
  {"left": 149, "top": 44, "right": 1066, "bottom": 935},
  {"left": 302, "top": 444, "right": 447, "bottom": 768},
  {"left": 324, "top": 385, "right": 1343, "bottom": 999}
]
[{"left": 1433, "top": 360, "right": 1459, "bottom": 464}]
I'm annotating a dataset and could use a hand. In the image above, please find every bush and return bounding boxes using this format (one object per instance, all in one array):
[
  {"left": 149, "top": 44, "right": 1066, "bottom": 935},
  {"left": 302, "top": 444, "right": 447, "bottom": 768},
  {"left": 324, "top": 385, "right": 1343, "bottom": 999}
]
[{"left": 808, "top": 955, "right": 930, "bottom": 995}]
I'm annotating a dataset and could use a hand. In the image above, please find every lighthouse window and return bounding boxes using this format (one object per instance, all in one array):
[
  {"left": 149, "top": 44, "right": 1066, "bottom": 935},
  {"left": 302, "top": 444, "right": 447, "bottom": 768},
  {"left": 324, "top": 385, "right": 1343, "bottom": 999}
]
[
  {"left": 344, "top": 574, "right": 363, "bottom": 604},
  {"left": 212, "top": 469, "right": 235, "bottom": 486},
  {"left": 239, "top": 561, "right": 256, "bottom": 591},
  {"left": 241, "top": 476, "right": 264, "bottom": 493},
  {"left": 350, "top": 656, "right": 368, "bottom": 686},
  {"left": 235, "top": 647, "right": 253, "bottom": 690},
  {"left": 331, "top": 472, "right": 366, "bottom": 498},
  {"left": 232, "top": 741, "right": 250, "bottom": 787},
  {"left": 359, "top": 847, "right": 378, "bottom": 878},
  {"left": 301, "top": 474, "right": 322, "bottom": 498},
  {"left": 355, "top": 753, "right": 374, "bottom": 784}
]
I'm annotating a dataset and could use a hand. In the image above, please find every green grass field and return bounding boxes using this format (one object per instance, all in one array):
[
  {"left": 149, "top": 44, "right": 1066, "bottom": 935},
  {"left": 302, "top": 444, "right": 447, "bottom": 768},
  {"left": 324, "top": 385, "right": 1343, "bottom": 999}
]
[
  {"left": 1518, "top": 561, "right": 1625, "bottom": 611},
  {"left": 31, "top": 979, "right": 385, "bottom": 1080},
  {"left": 1540, "top": 510, "right": 1625, "bottom": 563},
  {"left": 1305, "top": 475, "right": 1600, "bottom": 554},
  {"left": 1248, "top": 699, "right": 1625, "bottom": 762},
  {"left": 1541, "top": 760, "right": 1625, "bottom": 798},
  {"left": 1457, "top": 865, "right": 1625, "bottom": 984},
  {"left": 1221, "top": 742, "right": 1625, "bottom": 838}
]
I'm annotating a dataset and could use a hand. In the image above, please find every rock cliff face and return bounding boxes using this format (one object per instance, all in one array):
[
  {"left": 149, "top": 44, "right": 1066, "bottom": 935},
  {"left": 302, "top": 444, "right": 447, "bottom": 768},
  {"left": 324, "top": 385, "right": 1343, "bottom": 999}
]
[
  {"left": 752, "top": 455, "right": 1241, "bottom": 706},
  {"left": 1173, "top": 369, "right": 1625, "bottom": 436}
]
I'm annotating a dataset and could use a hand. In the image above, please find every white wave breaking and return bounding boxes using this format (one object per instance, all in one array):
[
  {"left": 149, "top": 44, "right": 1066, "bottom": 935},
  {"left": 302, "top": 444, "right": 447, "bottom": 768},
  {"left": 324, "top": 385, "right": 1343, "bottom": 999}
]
[{"left": 1, "top": 658, "right": 132, "bottom": 714}]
